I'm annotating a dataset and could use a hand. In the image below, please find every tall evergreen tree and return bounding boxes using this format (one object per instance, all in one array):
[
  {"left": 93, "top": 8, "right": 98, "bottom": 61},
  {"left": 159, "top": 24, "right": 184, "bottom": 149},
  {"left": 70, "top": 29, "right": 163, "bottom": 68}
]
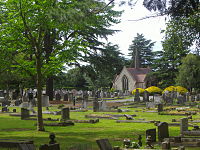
[
  {"left": 128, "top": 33, "right": 155, "bottom": 68},
  {"left": 176, "top": 53, "right": 200, "bottom": 91}
]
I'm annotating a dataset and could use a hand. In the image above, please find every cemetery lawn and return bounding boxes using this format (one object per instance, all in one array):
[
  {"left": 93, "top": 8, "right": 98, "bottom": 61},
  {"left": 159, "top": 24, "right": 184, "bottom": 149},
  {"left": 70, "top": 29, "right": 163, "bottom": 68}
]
[{"left": 1, "top": 105, "right": 200, "bottom": 150}]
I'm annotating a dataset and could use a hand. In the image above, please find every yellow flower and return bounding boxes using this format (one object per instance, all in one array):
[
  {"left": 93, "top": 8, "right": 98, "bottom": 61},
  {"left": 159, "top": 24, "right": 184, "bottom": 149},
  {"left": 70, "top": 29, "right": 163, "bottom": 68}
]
[
  {"left": 132, "top": 88, "right": 145, "bottom": 95},
  {"left": 163, "top": 86, "right": 176, "bottom": 92},
  {"left": 175, "top": 86, "right": 188, "bottom": 94},
  {"left": 145, "top": 86, "right": 162, "bottom": 93},
  {"left": 163, "top": 86, "right": 188, "bottom": 94}
]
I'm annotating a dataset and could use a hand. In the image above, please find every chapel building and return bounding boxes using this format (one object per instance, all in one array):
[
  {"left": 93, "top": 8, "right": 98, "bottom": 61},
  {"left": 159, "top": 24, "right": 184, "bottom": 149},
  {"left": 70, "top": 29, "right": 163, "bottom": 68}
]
[{"left": 112, "top": 48, "right": 151, "bottom": 92}]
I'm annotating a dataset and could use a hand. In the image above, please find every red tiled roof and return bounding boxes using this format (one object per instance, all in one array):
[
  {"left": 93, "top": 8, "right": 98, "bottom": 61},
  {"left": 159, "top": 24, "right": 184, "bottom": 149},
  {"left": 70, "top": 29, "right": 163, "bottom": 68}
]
[{"left": 127, "top": 68, "right": 151, "bottom": 82}]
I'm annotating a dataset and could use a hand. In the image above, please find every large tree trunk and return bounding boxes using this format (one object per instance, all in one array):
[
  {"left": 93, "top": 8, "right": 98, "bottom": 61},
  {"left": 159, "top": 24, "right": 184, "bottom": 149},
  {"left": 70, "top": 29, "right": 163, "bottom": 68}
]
[
  {"left": 36, "top": 55, "right": 45, "bottom": 131},
  {"left": 46, "top": 76, "right": 54, "bottom": 101}
]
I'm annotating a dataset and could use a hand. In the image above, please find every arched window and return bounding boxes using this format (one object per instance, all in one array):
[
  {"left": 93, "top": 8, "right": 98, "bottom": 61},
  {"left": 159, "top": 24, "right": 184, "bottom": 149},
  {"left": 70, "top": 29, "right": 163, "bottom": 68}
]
[{"left": 122, "top": 75, "right": 129, "bottom": 91}]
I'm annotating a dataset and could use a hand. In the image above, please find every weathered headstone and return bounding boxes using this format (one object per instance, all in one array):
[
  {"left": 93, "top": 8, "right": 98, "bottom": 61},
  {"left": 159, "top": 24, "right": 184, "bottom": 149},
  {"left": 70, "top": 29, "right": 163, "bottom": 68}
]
[
  {"left": 157, "top": 104, "right": 163, "bottom": 112},
  {"left": 143, "top": 91, "right": 149, "bottom": 102},
  {"left": 68, "top": 93, "right": 73, "bottom": 102},
  {"left": 93, "top": 98, "right": 99, "bottom": 112},
  {"left": 42, "top": 95, "right": 50, "bottom": 107},
  {"left": 161, "top": 141, "right": 171, "bottom": 150},
  {"left": 55, "top": 93, "right": 61, "bottom": 101},
  {"left": 180, "top": 118, "right": 188, "bottom": 135},
  {"left": 21, "top": 108, "right": 30, "bottom": 120},
  {"left": 96, "top": 139, "right": 112, "bottom": 150},
  {"left": 146, "top": 128, "right": 156, "bottom": 142},
  {"left": 191, "top": 95, "right": 196, "bottom": 102},
  {"left": 63, "top": 93, "right": 68, "bottom": 101},
  {"left": 185, "top": 92, "right": 190, "bottom": 102},
  {"left": 61, "top": 107, "right": 70, "bottom": 121},
  {"left": 146, "top": 102, "right": 156, "bottom": 109},
  {"left": 134, "top": 89, "right": 140, "bottom": 102},
  {"left": 158, "top": 122, "right": 169, "bottom": 142}
]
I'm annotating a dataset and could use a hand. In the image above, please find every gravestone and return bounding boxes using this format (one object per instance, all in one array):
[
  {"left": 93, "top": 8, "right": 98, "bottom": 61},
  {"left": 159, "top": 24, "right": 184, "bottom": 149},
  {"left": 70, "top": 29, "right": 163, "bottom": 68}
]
[
  {"left": 146, "top": 128, "right": 156, "bottom": 142},
  {"left": 21, "top": 108, "right": 30, "bottom": 120},
  {"left": 134, "top": 89, "right": 140, "bottom": 102},
  {"left": 191, "top": 95, "right": 196, "bottom": 102},
  {"left": 177, "top": 95, "right": 185, "bottom": 104},
  {"left": 93, "top": 98, "right": 99, "bottom": 112},
  {"left": 2, "top": 107, "right": 8, "bottom": 112},
  {"left": 143, "top": 91, "right": 149, "bottom": 102},
  {"left": 42, "top": 95, "right": 50, "bottom": 107},
  {"left": 161, "top": 141, "right": 171, "bottom": 150},
  {"left": 185, "top": 92, "right": 190, "bottom": 102},
  {"left": 154, "top": 94, "right": 162, "bottom": 103},
  {"left": 15, "top": 100, "right": 22, "bottom": 106},
  {"left": 157, "top": 104, "right": 163, "bottom": 112},
  {"left": 158, "top": 122, "right": 169, "bottom": 142},
  {"left": 180, "top": 118, "right": 188, "bottom": 135},
  {"left": 146, "top": 102, "right": 156, "bottom": 109},
  {"left": 61, "top": 107, "right": 70, "bottom": 121},
  {"left": 55, "top": 93, "right": 61, "bottom": 101},
  {"left": 63, "top": 93, "right": 68, "bottom": 101},
  {"left": 196, "top": 94, "right": 200, "bottom": 101},
  {"left": 96, "top": 139, "right": 112, "bottom": 150},
  {"left": 68, "top": 93, "right": 73, "bottom": 102}
]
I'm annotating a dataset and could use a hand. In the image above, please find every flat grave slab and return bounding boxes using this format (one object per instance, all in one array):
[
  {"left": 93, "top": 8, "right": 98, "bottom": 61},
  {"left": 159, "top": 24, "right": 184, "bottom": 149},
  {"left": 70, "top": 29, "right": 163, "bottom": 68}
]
[{"left": 85, "top": 114, "right": 118, "bottom": 120}]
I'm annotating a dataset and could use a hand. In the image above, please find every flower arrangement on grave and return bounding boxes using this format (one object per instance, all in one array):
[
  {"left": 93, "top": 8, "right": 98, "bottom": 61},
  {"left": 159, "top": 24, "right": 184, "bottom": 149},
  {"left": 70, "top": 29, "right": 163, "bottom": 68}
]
[
  {"left": 132, "top": 88, "right": 145, "bottom": 95},
  {"left": 145, "top": 86, "right": 163, "bottom": 94}
]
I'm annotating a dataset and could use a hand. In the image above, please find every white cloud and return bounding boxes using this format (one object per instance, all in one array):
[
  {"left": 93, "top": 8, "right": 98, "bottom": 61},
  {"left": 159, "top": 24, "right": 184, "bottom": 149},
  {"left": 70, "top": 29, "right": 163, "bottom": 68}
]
[{"left": 107, "top": 0, "right": 167, "bottom": 57}]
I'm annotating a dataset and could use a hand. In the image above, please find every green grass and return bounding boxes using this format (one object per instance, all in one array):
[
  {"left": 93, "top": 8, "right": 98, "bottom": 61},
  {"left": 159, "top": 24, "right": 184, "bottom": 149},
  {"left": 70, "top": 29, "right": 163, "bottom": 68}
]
[{"left": 1, "top": 104, "right": 200, "bottom": 150}]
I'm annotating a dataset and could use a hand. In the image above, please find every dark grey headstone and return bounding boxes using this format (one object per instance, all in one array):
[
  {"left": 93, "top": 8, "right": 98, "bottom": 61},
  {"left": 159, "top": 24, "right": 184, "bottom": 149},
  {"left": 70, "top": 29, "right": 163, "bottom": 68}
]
[
  {"left": 158, "top": 122, "right": 169, "bottom": 142},
  {"left": 61, "top": 108, "right": 70, "bottom": 120},
  {"left": 21, "top": 108, "right": 30, "bottom": 120},
  {"left": 93, "top": 99, "right": 99, "bottom": 112},
  {"left": 146, "top": 128, "right": 156, "bottom": 142},
  {"left": 134, "top": 89, "right": 140, "bottom": 102},
  {"left": 180, "top": 118, "right": 188, "bottom": 135},
  {"left": 96, "top": 139, "right": 112, "bottom": 150},
  {"left": 143, "top": 91, "right": 149, "bottom": 102},
  {"left": 55, "top": 93, "right": 61, "bottom": 101},
  {"left": 157, "top": 104, "right": 163, "bottom": 112},
  {"left": 63, "top": 94, "right": 68, "bottom": 101}
]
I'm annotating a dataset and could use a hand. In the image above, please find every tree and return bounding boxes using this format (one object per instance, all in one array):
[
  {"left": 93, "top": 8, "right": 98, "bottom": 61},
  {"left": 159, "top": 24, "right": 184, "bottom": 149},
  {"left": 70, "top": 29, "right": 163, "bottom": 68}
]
[
  {"left": 0, "top": 0, "right": 122, "bottom": 131},
  {"left": 82, "top": 43, "right": 126, "bottom": 89},
  {"left": 176, "top": 53, "right": 200, "bottom": 91},
  {"left": 128, "top": 33, "right": 155, "bottom": 68}
]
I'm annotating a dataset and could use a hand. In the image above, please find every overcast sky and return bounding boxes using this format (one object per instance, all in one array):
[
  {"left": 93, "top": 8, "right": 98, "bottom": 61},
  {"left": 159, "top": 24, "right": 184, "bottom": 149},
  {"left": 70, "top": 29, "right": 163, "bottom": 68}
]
[{"left": 106, "top": 0, "right": 168, "bottom": 57}]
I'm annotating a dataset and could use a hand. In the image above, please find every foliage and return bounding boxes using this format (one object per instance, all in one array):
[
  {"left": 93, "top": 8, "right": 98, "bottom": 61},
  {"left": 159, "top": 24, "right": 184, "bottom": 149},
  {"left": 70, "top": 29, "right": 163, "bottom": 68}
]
[
  {"left": 176, "top": 53, "right": 200, "bottom": 91},
  {"left": 128, "top": 33, "right": 155, "bottom": 68},
  {"left": 82, "top": 43, "right": 126, "bottom": 89},
  {"left": 175, "top": 86, "right": 189, "bottom": 94},
  {"left": 110, "top": 88, "right": 116, "bottom": 93},
  {"left": 145, "top": 86, "right": 162, "bottom": 93},
  {"left": 132, "top": 88, "right": 145, "bottom": 95},
  {"left": 163, "top": 86, "right": 188, "bottom": 94},
  {"left": 54, "top": 68, "right": 87, "bottom": 90}
]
